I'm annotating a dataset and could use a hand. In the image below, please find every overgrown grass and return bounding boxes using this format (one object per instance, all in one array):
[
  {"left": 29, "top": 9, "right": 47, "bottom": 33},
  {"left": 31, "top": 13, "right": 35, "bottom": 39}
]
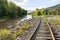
[
  {"left": 0, "top": 29, "right": 11, "bottom": 40},
  {"left": 21, "top": 23, "right": 31, "bottom": 30},
  {"left": 8, "top": 23, "right": 31, "bottom": 40},
  {"left": 16, "top": 28, "right": 24, "bottom": 36},
  {"left": 43, "top": 15, "right": 60, "bottom": 25},
  {"left": 50, "top": 20, "right": 60, "bottom": 25},
  {"left": 7, "top": 28, "right": 24, "bottom": 40},
  {"left": 0, "top": 23, "right": 31, "bottom": 40}
]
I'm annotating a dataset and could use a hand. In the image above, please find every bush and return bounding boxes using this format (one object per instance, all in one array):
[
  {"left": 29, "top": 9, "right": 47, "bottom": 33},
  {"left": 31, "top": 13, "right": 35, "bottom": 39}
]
[
  {"left": 22, "top": 23, "right": 31, "bottom": 30},
  {"left": 0, "top": 23, "right": 31, "bottom": 40},
  {"left": 7, "top": 34, "right": 16, "bottom": 40},
  {"left": 16, "top": 29, "right": 24, "bottom": 36},
  {"left": 7, "top": 29, "right": 24, "bottom": 40},
  {"left": 0, "top": 29, "right": 11, "bottom": 40}
]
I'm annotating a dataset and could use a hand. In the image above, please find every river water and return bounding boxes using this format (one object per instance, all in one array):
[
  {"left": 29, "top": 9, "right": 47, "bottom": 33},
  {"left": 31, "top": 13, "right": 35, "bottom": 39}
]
[{"left": 0, "top": 15, "right": 32, "bottom": 29}]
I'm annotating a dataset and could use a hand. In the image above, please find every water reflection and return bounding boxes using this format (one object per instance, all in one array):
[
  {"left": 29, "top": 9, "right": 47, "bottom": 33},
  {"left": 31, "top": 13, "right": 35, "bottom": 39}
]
[{"left": 21, "top": 15, "right": 32, "bottom": 21}]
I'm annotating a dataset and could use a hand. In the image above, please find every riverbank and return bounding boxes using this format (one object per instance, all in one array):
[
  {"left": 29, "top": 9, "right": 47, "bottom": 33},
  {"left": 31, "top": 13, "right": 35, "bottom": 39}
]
[
  {"left": 0, "top": 15, "right": 32, "bottom": 29},
  {"left": 0, "top": 17, "right": 23, "bottom": 29},
  {"left": 0, "top": 19, "right": 7, "bottom": 22}
]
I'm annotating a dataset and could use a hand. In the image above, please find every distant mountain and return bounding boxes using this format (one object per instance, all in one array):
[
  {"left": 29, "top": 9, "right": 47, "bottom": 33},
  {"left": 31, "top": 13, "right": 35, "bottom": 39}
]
[
  {"left": 47, "top": 4, "right": 60, "bottom": 9},
  {"left": 46, "top": 4, "right": 60, "bottom": 15},
  {"left": 27, "top": 10, "right": 34, "bottom": 13}
]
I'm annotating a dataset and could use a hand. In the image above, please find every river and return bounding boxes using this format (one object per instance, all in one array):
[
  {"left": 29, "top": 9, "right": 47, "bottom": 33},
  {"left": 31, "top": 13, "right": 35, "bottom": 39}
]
[{"left": 0, "top": 15, "right": 32, "bottom": 29}]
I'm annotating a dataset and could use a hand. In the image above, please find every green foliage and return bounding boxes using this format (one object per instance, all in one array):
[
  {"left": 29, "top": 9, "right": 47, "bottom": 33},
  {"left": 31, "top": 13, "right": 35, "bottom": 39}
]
[
  {"left": 0, "top": 23, "right": 31, "bottom": 40},
  {"left": 7, "top": 23, "right": 30, "bottom": 40},
  {"left": 31, "top": 8, "right": 48, "bottom": 17},
  {"left": 0, "top": 29, "right": 11, "bottom": 40},
  {"left": 7, "top": 34, "right": 16, "bottom": 40},
  {"left": 22, "top": 23, "right": 31, "bottom": 30},
  {"left": 46, "top": 4, "right": 60, "bottom": 15},
  {"left": 50, "top": 20, "right": 60, "bottom": 25},
  {"left": 16, "top": 29, "right": 24, "bottom": 36},
  {"left": 0, "top": 0, "right": 8, "bottom": 18},
  {"left": 0, "top": 0, "right": 27, "bottom": 19},
  {"left": 30, "top": 4, "right": 60, "bottom": 17},
  {"left": 7, "top": 29, "right": 24, "bottom": 40}
]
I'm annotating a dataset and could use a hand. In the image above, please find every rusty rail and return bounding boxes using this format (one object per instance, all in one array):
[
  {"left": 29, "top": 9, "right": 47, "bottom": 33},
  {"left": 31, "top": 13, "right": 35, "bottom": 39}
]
[{"left": 47, "top": 22, "right": 55, "bottom": 40}]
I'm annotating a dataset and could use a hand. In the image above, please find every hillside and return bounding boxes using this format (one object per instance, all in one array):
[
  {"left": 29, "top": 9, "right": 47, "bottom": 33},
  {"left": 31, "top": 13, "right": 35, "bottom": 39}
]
[
  {"left": 47, "top": 4, "right": 60, "bottom": 15},
  {"left": 48, "top": 4, "right": 60, "bottom": 8}
]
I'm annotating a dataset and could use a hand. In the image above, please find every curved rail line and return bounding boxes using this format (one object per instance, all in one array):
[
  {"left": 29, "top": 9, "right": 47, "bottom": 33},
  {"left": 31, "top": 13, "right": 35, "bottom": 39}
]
[
  {"left": 30, "top": 19, "right": 60, "bottom": 40},
  {"left": 47, "top": 22, "right": 55, "bottom": 40}
]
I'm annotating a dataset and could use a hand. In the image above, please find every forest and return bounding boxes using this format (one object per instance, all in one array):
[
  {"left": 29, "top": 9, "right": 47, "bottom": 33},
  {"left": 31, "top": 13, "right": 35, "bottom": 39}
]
[
  {"left": 29, "top": 4, "right": 60, "bottom": 17},
  {"left": 0, "top": 0, "right": 27, "bottom": 19}
]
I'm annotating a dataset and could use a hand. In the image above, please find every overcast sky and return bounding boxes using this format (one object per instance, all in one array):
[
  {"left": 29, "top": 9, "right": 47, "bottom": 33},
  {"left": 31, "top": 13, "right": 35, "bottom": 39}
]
[{"left": 8, "top": 0, "right": 60, "bottom": 10}]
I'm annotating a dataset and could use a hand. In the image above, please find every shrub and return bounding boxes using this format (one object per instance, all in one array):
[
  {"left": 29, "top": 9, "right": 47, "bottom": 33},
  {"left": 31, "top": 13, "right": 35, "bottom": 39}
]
[
  {"left": 22, "top": 23, "right": 31, "bottom": 30},
  {"left": 16, "top": 29, "right": 24, "bottom": 36},
  {"left": 7, "top": 29, "right": 24, "bottom": 40},
  {"left": 0, "top": 29, "right": 11, "bottom": 40},
  {"left": 7, "top": 34, "right": 16, "bottom": 40},
  {"left": 0, "top": 23, "right": 31, "bottom": 40}
]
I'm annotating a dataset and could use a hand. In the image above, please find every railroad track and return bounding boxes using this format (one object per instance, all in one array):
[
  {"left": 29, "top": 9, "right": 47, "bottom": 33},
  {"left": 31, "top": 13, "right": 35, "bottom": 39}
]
[{"left": 30, "top": 19, "right": 60, "bottom": 40}]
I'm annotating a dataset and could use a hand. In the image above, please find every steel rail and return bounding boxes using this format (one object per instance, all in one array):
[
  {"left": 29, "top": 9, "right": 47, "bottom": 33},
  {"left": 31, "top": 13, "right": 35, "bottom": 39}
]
[{"left": 47, "top": 22, "right": 55, "bottom": 40}]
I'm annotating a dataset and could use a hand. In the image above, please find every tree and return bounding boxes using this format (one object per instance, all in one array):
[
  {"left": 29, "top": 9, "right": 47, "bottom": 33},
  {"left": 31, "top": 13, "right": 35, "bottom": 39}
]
[
  {"left": 0, "top": 0, "right": 8, "bottom": 18},
  {"left": 0, "top": 0, "right": 27, "bottom": 19}
]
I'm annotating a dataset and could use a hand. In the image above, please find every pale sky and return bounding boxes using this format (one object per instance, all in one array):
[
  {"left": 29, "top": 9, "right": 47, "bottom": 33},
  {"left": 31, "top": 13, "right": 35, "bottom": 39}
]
[{"left": 8, "top": 0, "right": 60, "bottom": 10}]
